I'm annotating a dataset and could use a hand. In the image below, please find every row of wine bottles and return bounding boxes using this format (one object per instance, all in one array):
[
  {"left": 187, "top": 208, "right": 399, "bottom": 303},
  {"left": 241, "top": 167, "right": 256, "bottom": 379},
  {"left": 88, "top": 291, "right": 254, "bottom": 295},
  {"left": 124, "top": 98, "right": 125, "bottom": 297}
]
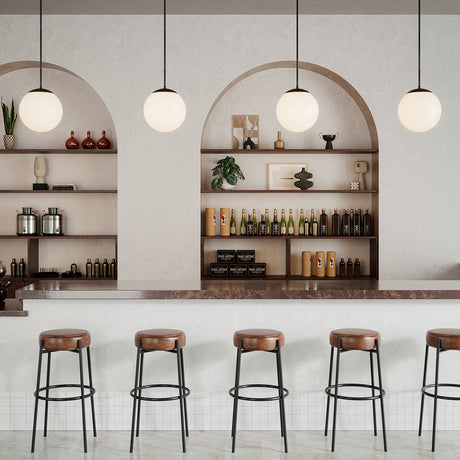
[{"left": 227, "top": 208, "right": 372, "bottom": 237}]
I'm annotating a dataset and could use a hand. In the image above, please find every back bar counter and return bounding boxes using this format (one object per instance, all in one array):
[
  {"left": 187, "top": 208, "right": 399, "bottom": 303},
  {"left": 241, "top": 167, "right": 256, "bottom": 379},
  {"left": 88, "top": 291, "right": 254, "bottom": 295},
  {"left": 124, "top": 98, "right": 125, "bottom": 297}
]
[{"left": 1, "top": 280, "right": 460, "bottom": 433}]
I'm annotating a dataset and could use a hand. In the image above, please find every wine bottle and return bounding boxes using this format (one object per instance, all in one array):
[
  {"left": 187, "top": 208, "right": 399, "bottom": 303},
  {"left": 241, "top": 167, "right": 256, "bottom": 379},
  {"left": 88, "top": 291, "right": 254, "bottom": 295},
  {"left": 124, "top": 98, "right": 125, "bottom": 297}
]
[
  {"left": 298, "top": 209, "right": 305, "bottom": 236},
  {"left": 280, "top": 209, "right": 287, "bottom": 236},
  {"left": 339, "top": 258, "right": 346, "bottom": 277},
  {"left": 347, "top": 258, "right": 353, "bottom": 277},
  {"left": 102, "top": 258, "right": 109, "bottom": 278},
  {"left": 342, "top": 209, "right": 351, "bottom": 236},
  {"left": 253, "top": 209, "right": 258, "bottom": 235},
  {"left": 363, "top": 208, "right": 372, "bottom": 236},
  {"left": 258, "top": 214, "right": 267, "bottom": 236},
  {"left": 332, "top": 208, "right": 340, "bottom": 236},
  {"left": 272, "top": 209, "right": 281, "bottom": 236},
  {"left": 319, "top": 208, "right": 328, "bottom": 236},
  {"left": 352, "top": 208, "right": 361, "bottom": 236},
  {"left": 240, "top": 209, "right": 247, "bottom": 236},
  {"left": 247, "top": 213, "right": 255, "bottom": 236},
  {"left": 310, "top": 209, "right": 318, "bottom": 236},
  {"left": 354, "top": 258, "right": 361, "bottom": 277},
  {"left": 94, "top": 258, "right": 101, "bottom": 277},
  {"left": 265, "top": 209, "right": 271, "bottom": 235},
  {"left": 287, "top": 209, "right": 295, "bottom": 236},
  {"left": 86, "top": 258, "right": 92, "bottom": 278},
  {"left": 230, "top": 209, "right": 237, "bottom": 236}
]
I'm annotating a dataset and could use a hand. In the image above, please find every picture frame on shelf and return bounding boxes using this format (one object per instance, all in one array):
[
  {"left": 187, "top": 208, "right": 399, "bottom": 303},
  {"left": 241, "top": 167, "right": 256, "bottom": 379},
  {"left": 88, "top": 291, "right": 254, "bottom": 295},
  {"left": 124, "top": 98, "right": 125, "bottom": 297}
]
[
  {"left": 268, "top": 163, "right": 307, "bottom": 190},
  {"left": 232, "top": 114, "right": 259, "bottom": 149}
]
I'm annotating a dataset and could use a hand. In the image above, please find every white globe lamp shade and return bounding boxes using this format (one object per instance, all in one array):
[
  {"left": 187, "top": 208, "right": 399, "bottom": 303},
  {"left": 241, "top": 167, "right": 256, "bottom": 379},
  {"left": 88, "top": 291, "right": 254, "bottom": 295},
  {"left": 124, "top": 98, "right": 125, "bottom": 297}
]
[
  {"left": 276, "top": 88, "right": 319, "bottom": 133},
  {"left": 19, "top": 89, "right": 63, "bottom": 133},
  {"left": 398, "top": 89, "right": 441, "bottom": 133},
  {"left": 143, "top": 88, "right": 186, "bottom": 133}
]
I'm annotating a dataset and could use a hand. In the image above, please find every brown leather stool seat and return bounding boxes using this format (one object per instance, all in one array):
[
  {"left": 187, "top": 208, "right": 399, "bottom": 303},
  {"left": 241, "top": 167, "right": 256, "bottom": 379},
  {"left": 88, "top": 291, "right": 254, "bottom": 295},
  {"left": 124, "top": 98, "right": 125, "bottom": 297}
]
[
  {"left": 135, "top": 329, "right": 186, "bottom": 351},
  {"left": 39, "top": 328, "right": 91, "bottom": 351},
  {"left": 233, "top": 329, "right": 284, "bottom": 351},
  {"left": 426, "top": 328, "right": 460, "bottom": 350},
  {"left": 329, "top": 328, "right": 381, "bottom": 351}
]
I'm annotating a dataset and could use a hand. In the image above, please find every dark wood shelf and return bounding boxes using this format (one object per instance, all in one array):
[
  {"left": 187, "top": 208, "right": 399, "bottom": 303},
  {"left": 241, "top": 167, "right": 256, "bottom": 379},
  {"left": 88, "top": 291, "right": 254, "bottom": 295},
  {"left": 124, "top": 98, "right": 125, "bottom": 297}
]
[
  {"left": 0, "top": 235, "right": 117, "bottom": 240},
  {"left": 202, "top": 275, "right": 374, "bottom": 281},
  {"left": 4, "top": 275, "right": 116, "bottom": 282},
  {"left": 201, "top": 149, "right": 377, "bottom": 154},
  {"left": 201, "top": 235, "right": 376, "bottom": 240},
  {"left": 202, "top": 189, "right": 377, "bottom": 194},
  {"left": 0, "top": 149, "right": 117, "bottom": 154},
  {"left": 0, "top": 189, "right": 117, "bottom": 193}
]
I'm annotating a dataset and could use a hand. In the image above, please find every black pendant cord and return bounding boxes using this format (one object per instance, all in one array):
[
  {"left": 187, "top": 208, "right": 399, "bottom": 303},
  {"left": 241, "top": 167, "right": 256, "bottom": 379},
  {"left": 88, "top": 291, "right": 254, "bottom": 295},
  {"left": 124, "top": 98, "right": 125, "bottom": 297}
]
[
  {"left": 39, "top": 0, "right": 43, "bottom": 89},
  {"left": 417, "top": 0, "right": 421, "bottom": 89},
  {"left": 295, "top": 0, "right": 299, "bottom": 89},
  {"left": 163, "top": 0, "right": 167, "bottom": 89}
]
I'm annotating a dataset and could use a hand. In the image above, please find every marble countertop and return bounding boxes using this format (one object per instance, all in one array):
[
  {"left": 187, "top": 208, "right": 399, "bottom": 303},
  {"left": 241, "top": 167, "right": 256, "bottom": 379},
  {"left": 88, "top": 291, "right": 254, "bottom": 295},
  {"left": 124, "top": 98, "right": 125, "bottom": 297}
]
[{"left": 14, "top": 279, "right": 460, "bottom": 300}]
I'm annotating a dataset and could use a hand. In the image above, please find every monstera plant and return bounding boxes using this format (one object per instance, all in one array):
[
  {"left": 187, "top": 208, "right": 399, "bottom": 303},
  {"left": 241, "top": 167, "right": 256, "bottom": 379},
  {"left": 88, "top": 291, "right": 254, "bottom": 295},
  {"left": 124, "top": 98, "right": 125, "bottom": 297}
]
[{"left": 211, "top": 156, "right": 245, "bottom": 190}]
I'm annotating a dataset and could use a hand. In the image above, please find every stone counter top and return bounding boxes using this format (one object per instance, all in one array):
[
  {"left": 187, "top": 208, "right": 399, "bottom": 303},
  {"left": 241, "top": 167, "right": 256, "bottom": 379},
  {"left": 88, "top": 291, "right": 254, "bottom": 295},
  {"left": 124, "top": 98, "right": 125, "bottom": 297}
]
[{"left": 15, "top": 279, "right": 460, "bottom": 300}]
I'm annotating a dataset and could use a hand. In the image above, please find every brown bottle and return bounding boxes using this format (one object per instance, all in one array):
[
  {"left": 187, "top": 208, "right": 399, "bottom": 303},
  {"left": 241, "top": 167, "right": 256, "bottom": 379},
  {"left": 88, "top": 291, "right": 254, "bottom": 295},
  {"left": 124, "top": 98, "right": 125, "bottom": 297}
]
[
  {"left": 347, "top": 258, "right": 353, "bottom": 277},
  {"left": 82, "top": 131, "right": 96, "bottom": 149},
  {"left": 274, "top": 131, "right": 285, "bottom": 150},
  {"left": 352, "top": 208, "right": 361, "bottom": 236},
  {"left": 97, "top": 130, "right": 111, "bottom": 149},
  {"left": 339, "top": 258, "right": 346, "bottom": 277},
  {"left": 354, "top": 258, "right": 361, "bottom": 277},
  {"left": 342, "top": 209, "right": 351, "bottom": 236},
  {"left": 65, "top": 131, "right": 80, "bottom": 149},
  {"left": 319, "top": 208, "right": 328, "bottom": 236},
  {"left": 363, "top": 208, "right": 372, "bottom": 236}
]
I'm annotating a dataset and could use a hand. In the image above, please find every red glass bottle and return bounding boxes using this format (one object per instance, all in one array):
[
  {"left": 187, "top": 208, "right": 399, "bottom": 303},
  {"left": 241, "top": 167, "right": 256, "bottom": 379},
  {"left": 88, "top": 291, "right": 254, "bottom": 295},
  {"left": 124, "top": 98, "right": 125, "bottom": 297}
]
[
  {"left": 97, "top": 130, "right": 111, "bottom": 149},
  {"left": 65, "top": 131, "right": 80, "bottom": 149},
  {"left": 82, "top": 131, "right": 96, "bottom": 149}
]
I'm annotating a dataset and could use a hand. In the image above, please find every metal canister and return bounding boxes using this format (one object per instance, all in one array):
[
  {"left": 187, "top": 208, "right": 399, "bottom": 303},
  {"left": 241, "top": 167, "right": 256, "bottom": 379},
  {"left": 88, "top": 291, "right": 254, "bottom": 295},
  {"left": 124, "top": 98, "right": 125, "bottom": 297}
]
[
  {"left": 42, "top": 208, "right": 64, "bottom": 235},
  {"left": 16, "top": 207, "right": 38, "bottom": 235}
]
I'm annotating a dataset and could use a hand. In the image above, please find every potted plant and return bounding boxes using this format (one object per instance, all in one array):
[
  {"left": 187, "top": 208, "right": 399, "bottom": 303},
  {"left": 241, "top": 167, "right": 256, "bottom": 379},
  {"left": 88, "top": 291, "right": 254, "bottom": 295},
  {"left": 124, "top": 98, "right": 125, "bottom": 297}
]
[
  {"left": 211, "top": 156, "right": 245, "bottom": 190},
  {"left": 1, "top": 98, "right": 17, "bottom": 150}
]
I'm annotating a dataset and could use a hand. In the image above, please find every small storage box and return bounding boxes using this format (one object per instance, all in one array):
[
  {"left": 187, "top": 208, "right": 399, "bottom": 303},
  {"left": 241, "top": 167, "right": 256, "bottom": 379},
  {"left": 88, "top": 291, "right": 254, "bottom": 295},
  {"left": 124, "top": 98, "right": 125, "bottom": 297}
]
[
  {"left": 229, "top": 264, "right": 248, "bottom": 277},
  {"left": 209, "top": 263, "right": 229, "bottom": 278},
  {"left": 217, "top": 250, "right": 236, "bottom": 263},
  {"left": 248, "top": 263, "right": 266, "bottom": 277},
  {"left": 236, "top": 250, "right": 255, "bottom": 264}
]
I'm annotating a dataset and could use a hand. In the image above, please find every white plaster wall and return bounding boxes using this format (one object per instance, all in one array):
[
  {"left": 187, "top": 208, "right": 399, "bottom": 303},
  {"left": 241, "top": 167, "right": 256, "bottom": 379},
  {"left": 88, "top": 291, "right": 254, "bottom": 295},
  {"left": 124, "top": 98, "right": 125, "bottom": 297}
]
[{"left": 0, "top": 14, "right": 459, "bottom": 279}]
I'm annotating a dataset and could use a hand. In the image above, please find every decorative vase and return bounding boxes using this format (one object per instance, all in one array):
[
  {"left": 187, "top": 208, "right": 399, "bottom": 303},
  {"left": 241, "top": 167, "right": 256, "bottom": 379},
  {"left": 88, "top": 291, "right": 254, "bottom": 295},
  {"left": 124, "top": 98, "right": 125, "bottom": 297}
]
[
  {"left": 97, "top": 130, "right": 111, "bottom": 149},
  {"left": 221, "top": 178, "right": 236, "bottom": 190},
  {"left": 65, "top": 131, "right": 80, "bottom": 149},
  {"left": 243, "top": 137, "right": 256, "bottom": 149},
  {"left": 3, "top": 134, "right": 15, "bottom": 150},
  {"left": 319, "top": 132, "right": 339, "bottom": 150},
  {"left": 81, "top": 131, "right": 96, "bottom": 149},
  {"left": 294, "top": 167, "right": 314, "bottom": 190},
  {"left": 274, "top": 131, "right": 285, "bottom": 150},
  {"left": 232, "top": 135, "right": 239, "bottom": 149}
]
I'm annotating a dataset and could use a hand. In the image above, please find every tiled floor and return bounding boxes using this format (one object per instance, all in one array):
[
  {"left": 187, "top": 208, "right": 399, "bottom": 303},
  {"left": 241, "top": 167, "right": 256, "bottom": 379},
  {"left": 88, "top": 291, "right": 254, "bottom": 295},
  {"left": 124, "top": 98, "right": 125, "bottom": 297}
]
[{"left": 1, "top": 430, "right": 459, "bottom": 459}]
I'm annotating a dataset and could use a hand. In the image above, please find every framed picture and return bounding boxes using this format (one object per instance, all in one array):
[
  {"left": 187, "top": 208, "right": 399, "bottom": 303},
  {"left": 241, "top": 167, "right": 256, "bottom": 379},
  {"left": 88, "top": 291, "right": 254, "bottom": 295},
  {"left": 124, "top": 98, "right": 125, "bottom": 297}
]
[
  {"left": 268, "top": 163, "right": 307, "bottom": 190},
  {"left": 232, "top": 115, "right": 259, "bottom": 149}
]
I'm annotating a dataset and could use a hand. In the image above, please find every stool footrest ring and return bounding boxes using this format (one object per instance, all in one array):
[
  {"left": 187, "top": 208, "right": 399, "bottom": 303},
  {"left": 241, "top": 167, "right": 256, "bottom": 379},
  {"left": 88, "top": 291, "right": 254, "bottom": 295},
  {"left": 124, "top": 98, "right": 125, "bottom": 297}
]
[
  {"left": 422, "top": 383, "right": 460, "bottom": 401},
  {"left": 325, "top": 383, "right": 385, "bottom": 401},
  {"left": 229, "top": 383, "right": 289, "bottom": 402},
  {"left": 129, "top": 383, "right": 190, "bottom": 402},
  {"left": 34, "top": 383, "right": 96, "bottom": 402}
]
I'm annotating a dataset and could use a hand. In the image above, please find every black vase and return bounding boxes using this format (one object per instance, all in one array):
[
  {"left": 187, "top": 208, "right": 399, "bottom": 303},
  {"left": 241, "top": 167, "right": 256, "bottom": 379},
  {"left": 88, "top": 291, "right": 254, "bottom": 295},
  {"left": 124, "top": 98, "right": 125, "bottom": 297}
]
[
  {"left": 294, "top": 168, "right": 314, "bottom": 190},
  {"left": 243, "top": 137, "right": 256, "bottom": 149}
]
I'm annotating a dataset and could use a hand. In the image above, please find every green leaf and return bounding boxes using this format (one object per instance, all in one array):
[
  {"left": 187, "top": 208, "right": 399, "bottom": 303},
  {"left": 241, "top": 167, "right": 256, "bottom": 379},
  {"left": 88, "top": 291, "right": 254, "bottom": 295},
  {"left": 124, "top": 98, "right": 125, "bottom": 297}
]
[
  {"left": 226, "top": 175, "right": 238, "bottom": 185},
  {"left": 211, "top": 177, "right": 223, "bottom": 190}
]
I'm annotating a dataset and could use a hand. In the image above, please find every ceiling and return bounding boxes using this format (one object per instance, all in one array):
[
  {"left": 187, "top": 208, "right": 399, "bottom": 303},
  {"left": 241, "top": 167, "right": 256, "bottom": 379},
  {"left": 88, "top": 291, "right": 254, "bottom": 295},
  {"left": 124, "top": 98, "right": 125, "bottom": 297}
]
[{"left": 1, "top": 0, "right": 460, "bottom": 15}]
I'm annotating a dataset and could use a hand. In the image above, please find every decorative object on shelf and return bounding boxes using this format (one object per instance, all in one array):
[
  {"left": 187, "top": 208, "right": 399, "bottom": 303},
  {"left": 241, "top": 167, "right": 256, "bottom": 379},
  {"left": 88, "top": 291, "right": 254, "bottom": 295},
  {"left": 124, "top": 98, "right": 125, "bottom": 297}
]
[
  {"left": 205, "top": 208, "right": 216, "bottom": 236},
  {"left": 143, "top": 0, "right": 186, "bottom": 132},
  {"left": 327, "top": 251, "right": 336, "bottom": 277},
  {"left": 220, "top": 208, "right": 230, "bottom": 236},
  {"left": 17, "top": 207, "right": 38, "bottom": 236},
  {"left": 398, "top": 0, "right": 441, "bottom": 132},
  {"left": 302, "top": 251, "right": 311, "bottom": 277},
  {"left": 350, "top": 181, "right": 360, "bottom": 191},
  {"left": 211, "top": 156, "right": 245, "bottom": 190},
  {"left": 274, "top": 131, "right": 285, "bottom": 150},
  {"left": 294, "top": 167, "right": 314, "bottom": 190},
  {"left": 316, "top": 251, "right": 325, "bottom": 277},
  {"left": 41, "top": 207, "right": 64, "bottom": 235},
  {"left": 319, "top": 132, "right": 339, "bottom": 150},
  {"left": 354, "top": 161, "right": 368, "bottom": 191},
  {"left": 276, "top": 0, "right": 319, "bottom": 132},
  {"left": 33, "top": 156, "right": 48, "bottom": 190},
  {"left": 97, "top": 130, "right": 111, "bottom": 149},
  {"left": 82, "top": 131, "right": 96, "bottom": 149},
  {"left": 1, "top": 98, "right": 17, "bottom": 149},
  {"left": 52, "top": 184, "right": 77, "bottom": 190},
  {"left": 268, "top": 163, "right": 306, "bottom": 190},
  {"left": 19, "top": 0, "right": 63, "bottom": 133},
  {"left": 243, "top": 137, "right": 256, "bottom": 150},
  {"left": 232, "top": 115, "right": 259, "bottom": 149},
  {"left": 65, "top": 131, "right": 80, "bottom": 149},
  {"left": 232, "top": 136, "right": 239, "bottom": 149}
]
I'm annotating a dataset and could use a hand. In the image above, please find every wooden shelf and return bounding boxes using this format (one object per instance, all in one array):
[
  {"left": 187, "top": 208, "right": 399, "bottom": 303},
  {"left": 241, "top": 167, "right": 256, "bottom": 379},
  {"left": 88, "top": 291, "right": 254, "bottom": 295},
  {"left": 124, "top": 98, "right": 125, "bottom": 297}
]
[
  {"left": 0, "top": 149, "right": 117, "bottom": 154},
  {"left": 4, "top": 275, "right": 116, "bottom": 282},
  {"left": 0, "top": 190, "right": 117, "bottom": 194},
  {"left": 0, "top": 235, "right": 117, "bottom": 240},
  {"left": 202, "top": 189, "right": 377, "bottom": 194},
  {"left": 201, "top": 235, "right": 376, "bottom": 240},
  {"left": 201, "top": 148, "right": 376, "bottom": 154},
  {"left": 202, "top": 275, "right": 374, "bottom": 281}
]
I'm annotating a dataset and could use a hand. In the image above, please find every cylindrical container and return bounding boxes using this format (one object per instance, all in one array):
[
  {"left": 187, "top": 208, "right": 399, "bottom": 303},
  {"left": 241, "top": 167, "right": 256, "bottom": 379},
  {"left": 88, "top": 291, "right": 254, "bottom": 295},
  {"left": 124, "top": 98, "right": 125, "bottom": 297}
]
[
  {"left": 17, "top": 207, "right": 38, "bottom": 235},
  {"left": 302, "top": 251, "right": 311, "bottom": 277},
  {"left": 102, "top": 259, "right": 109, "bottom": 278},
  {"left": 205, "top": 208, "right": 216, "bottom": 236},
  {"left": 94, "top": 258, "right": 101, "bottom": 278},
  {"left": 10, "top": 258, "right": 17, "bottom": 277},
  {"left": 326, "top": 251, "right": 336, "bottom": 277},
  {"left": 86, "top": 258, "right": 92, "bottom": 278},
  {"left": 42, "top": 208, "right": 64, "bottom": 235},
  {"left": 18, "top": 258, "right": 26, "bottom": 277},
  {"left": 316, "top": 251, "right": 325, "bottom": 277},
  {"left": 220, "top": 208, "right": 230, "bottom": 236},
  {"left": 110, "top": 259, "right": 117, "bottom": 278}
]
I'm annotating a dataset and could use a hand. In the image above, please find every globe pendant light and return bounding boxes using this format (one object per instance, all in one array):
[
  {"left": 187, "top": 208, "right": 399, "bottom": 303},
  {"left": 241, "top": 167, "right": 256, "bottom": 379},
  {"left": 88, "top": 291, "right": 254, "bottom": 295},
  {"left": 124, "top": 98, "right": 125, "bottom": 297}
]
[
  {"left": 19, "top": 0, "right": 63, "bottom": 133},
  {"left": 276, "top": 0, "right": 319, "bottom": 133},
  {"left": 398, "top": 0, "right": 441, "bottom": 132},
  {"left": 143, "top": 0, "right": 186, "bottom": 133}
]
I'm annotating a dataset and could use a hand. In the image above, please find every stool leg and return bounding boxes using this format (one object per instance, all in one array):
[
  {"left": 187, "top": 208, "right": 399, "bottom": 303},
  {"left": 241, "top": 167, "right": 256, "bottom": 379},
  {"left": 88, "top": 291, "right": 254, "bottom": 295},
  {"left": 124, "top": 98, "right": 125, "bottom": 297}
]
[
  {"left": 135, "top": 351, "right": 144, "bottom": 437},
  {"left": 276, "top": 340, "right": 288, "bottom": 453},
  {"left": 331, "top": 340, "right": 341, "bottom": 452},
  {"left": 418, "top": 344, "right": 429, "bottom": 436},
  {"left": 324, "top": 345, "right": 334, "bottom": 436},
  {"left": 370, "top": 350, "right": 377, "bottom": 436},
  {"left": 432, "top": 339, "right": 441, "bottom": 452},
  {"left": 78, "top": 340, "right": 88, "bottom": 453},
  {"left": 179, "top": 347, "right": 189, "bottom": 437},
  {"left": 43, "top": 351, "right": 51, "bottom": 437},
  {"left": 86, "top": 346, "right": 97, "bottom": 437},
  {"left": 176, "top": 340, "right": 186, "bottom": 453},
  {"left": 231, "top": 340, "right": 242, "bottom": 453},
  {"left": 31, "top": 340, "right": 44, "bottom": 453},
  {"left": 375, "top": 339, "right": 387, "bottom": 452},
  {"left": 130, "top": 341, "right": 141, "bottom": 453}
]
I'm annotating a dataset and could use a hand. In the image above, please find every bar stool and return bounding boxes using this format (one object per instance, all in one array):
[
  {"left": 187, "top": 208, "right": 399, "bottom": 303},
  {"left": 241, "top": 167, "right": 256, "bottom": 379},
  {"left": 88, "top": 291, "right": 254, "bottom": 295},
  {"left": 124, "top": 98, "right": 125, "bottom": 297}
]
[
  {"left": 230, "top": 329, "right": 288, "bottom": 453},
  {"left": 31, "top": 329, "right": 96, "bottom": 453},
  {"left": 324, "top": 328, "right": 387, "bottom": 452},
  {"left": 419, "top": 328, "right": 460, "bottom": 452},
  {"left": 129, "top": 329, "right": 190, "bottom": 453}
]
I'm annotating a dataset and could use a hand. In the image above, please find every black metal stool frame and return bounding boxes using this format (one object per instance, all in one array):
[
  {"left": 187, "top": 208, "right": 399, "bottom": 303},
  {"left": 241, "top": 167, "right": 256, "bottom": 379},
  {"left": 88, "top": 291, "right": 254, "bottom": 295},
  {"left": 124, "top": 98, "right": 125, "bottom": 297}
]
[
  {"left": 129, "top": 339, "right": 190, "bottom": 453},
  {"left": 31, "top": 339, "right": 97, "bottom": 453},
  {"left": 229, "top": 339, "right": 289, "bottom": 453},
  {"left": 324, "top": 338, "right": 387, "bottom": 452},
  {"left": 418, "top": 338, "right": 460, "bottom": 452}
]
